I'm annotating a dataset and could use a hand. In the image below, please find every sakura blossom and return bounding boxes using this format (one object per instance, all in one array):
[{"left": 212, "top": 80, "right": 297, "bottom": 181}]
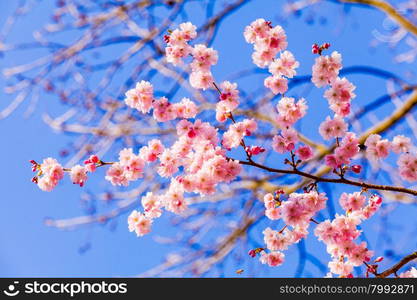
[{"left": 29, "top": 18, "right": 417, "bottom": 278}]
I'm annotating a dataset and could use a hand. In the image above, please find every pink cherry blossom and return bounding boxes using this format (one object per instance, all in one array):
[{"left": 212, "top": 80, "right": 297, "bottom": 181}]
[
  {"left": 268, "top": 50, "right": 299, "bottom": 78},
  {"left": 264, "top": 75, "right": 288, "bottom": 95},
  {"left": 125, "top": 80, "right": 154, "bottom": 114},
  {"left": 141, "top": 192, "right": 163, "bottom": 219},
  {"left": 69, "top": 165, "right": 88, "bottom": 187},
  {"left": 222, "top": 119, "right": 257, "bottom": 149},
  {"left": 311, "top": 51, "right": 342, "bottom": 88},
  {"left": 339, "top": 192, "right": 366, "bottom": 212},
  {"left": 295, "top": 145, "right": 314, "bottom": 161},
  {"left": 319, "top": 115, "right": 347, "bottom": 140},
  {"left": 276, "top": 97, "right": 307, "bottom": 128},
  {"left": 259, "top": 251, "right": 285, "bottom": 267},
  {"left": 365, "top": 134, "right": 391, "bottom": 160},
  {"left": 397, "top": 153, "right": 417, "bottom": 182},
  {"left": 128, "top": 210, "right": 152, "bottom": 237},
  {"left": 189, "top": 71, "right": 214, "bottom": 90},
  {"left": 391, "top": 135, "right": 411, "bottom": 154}
]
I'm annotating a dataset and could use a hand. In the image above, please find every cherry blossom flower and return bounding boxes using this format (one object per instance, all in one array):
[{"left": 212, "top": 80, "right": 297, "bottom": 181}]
[
  {"left": 69, "top": 165, "right": 88, "bottom": 187},
  {"left": 125, "top": 80, "right": 154, "bottom": 114},
  {"left": 128, "top": 210, "right": 153, "bottom": 237},
  {"left": 295, "top": 145, "right": 314, "bottom": 161},
  {"left": 311, "top": 51, "right": 342, "bottom": 88}
]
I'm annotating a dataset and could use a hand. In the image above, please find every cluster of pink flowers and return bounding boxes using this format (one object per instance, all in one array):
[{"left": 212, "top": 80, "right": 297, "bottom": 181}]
[
  {"left": 324, "top": 132, "right": 360, "bottom": 169},
  {"left": 31, "top": 20, "right": 417, "bottom": 277},
  {"left": 189, "top": 44, "right": 218, "bottom": 90},
  {"left": 216, "top": 81, "right": 240, "bottom": 122},
  {"left": 312, "top": 50, "right": 355, "bottom": 117},
  {"left": 311, "top": 51, "right": 342, "bottom": 88},
  {"left": 319, "top": 115, "right": 347, "bottom": 140},
  {"left": 222, "top": 119, "right": 257, "bottom": 150},
  {"left": 244, "top": 19, "right": 299, "bottom": 96},
  {"left": 125, "top": 81, "right": 198, "bottom": 122},
  {"left": 32, "top": 155, "right": 102, "bottom": 191},
  {"left": 272, "top": 128, "right": 299, "bottom": 153},
  {"left": 260, "top": 191, "right": 327, "bottom": 266},
  {"left": 314, "top": 194, "right": 382, "bottom": 277},
  {"left": 165, "top": 22, "right": 197, "bottom": 65},
  {"left": 244, "top": 19, "right": 288, "bottom": 68},
  {"left": 105, "top": 148, "right": 146, "bottom": 186},
  {"left": 126, "top": 118, "right": 244, "bottom": 236},
  {"left": 276, "top": 97, "right": 307, "bottom": 128},
  {"left": 165, "top": 22, "right": 218, "bottom": 90}
]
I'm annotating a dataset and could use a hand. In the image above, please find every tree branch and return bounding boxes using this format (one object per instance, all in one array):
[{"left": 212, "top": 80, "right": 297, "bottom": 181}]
[
  {"left": 377, "top": 250, "right": 417, "bottom": 278},
  {"left": 338, "top": 0, "right": 417, "bottom": 38},
  {"left": 237, "top": 159, "right": 417, "bottom": 196}
]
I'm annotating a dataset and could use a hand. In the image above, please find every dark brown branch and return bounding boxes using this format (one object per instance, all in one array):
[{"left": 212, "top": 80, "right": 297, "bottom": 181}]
[
  {"left": 376, "top": 250, "right": 417, "bottom": 278},
  {"left": 237, "top": 159, "right": 417, "bottom": 197}
]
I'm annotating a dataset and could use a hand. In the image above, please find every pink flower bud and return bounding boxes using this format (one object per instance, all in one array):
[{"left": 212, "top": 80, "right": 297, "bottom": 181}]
[
  {"left": 90, "top": 155, "right": 100, "bottom": 164},
  {"left": 374, "top": 256, "right": 384, "bottom": 263},
  {"left": 248, "top": 249, "right": 256, "bottom": 258},
  {"left": 351, "top": 165, "right": 362, "bottom": 174}
]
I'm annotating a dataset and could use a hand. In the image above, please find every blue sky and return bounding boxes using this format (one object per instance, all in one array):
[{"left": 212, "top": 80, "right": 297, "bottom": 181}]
[{"left": 0, "top": 0, "right": 416, "bottom": 277}]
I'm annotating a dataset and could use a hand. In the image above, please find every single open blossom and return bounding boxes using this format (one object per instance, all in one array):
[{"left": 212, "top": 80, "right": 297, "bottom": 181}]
[
  {"left": 128, "top": 210, "right": 152, "bottom": 237},
  {"left": 259, "top": 251, "right": 285, "bottom": 267},
  {"left": 339, "top": 192, "right": 366, "bottom": 212},
  {"left": 295, "top": 145, "right": 314, "bottom": 161},
  {"left": 391, "top": 135, "right": 411, "bottom": 154},
  {"left": 69, "top": 165, "right": 88, "bottom": 187},
  {"left": 189, "top": 71, "right": 214, "bottom": 90},
  {"left": 397, "top": 153, "right": 417, "bottom": 182},
  {"left": 264, "top": 75, "right": 288, "bottom": 95}
]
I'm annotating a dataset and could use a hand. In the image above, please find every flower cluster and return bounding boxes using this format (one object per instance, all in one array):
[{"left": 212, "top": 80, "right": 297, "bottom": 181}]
[
  {"left": 189, "top": 44, "right": 218, "bottom": 90},
  {"left": 314, "top": 194, "right": 382, "bottom": 277},
  {"left": 105, "top": 148, "right": 146, "bottom": 186},
  {"left": 31, "top": 19, "right": 417, "bottom": 277},
  {"left": 165, "top": 22, "right": 197, "bottom": 65},
  {"left": 32, "top": 158, "right": 64, "bottom": 192},
  {"left": 222, "top": 119, "right": 257, "bottom": 150},
  {"left": 244, "top": 19, "right": 299, "bottom": 96},
  {"left": 216, "top": 81, "right": 240, "bottom": 123},
  {"left": 244, "top": 18, "right": 288, "bottom": 68},
  {"left": 260, "top": 191, "right": 327, "bottom": 266},
  {"left": 125, "top": 81, "right": 198, "bottom": 122},
  {"left": 165, "top": 22, "right": 218, "bottom": 90},
  {"left": 324, "top": 132, "right": 360, "bottom": 169}
]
